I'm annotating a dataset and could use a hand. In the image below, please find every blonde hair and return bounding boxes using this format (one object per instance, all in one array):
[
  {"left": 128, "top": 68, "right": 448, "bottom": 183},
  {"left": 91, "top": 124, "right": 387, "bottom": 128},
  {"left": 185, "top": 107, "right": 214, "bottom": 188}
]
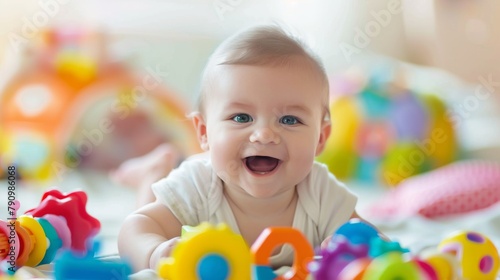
[{"left": 197, "top": 25, "right": 330, "bottom": 117}]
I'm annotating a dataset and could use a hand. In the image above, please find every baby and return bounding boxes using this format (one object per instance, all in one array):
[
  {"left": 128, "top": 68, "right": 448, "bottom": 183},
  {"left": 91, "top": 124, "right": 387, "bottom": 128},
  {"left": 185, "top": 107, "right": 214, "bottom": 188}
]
[{"left": 118, "top": 25, "right": 377, "bottom": 272}]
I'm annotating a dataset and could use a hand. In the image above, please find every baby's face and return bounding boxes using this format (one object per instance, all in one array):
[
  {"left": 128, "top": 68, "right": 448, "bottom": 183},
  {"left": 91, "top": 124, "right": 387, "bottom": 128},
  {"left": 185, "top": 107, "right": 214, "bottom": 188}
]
[{"left": 196, "top": 63, "right": 330, "bottom": 198}]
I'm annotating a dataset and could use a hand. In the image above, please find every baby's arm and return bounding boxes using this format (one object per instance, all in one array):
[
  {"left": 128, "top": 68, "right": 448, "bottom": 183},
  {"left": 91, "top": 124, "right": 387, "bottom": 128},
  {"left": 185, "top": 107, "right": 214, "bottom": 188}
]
[
  {"left": 350, "top": 211, "right": 389, "bottom": 240},
  {"left": 118, "top": 201, "right": 183, "bottom": 271}
]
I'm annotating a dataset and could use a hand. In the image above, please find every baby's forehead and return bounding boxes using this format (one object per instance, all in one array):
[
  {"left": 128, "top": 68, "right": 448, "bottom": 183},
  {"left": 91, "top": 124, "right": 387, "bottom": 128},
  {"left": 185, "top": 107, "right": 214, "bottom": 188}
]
[
  {"left": 203, "top": 65, "right": 327, "bottom": 105},
  {"left": 197, "top": 58, "right": 329, "bottom": 113},
  {"left": 218, "top": 55, "right": 323, "bottom": 75},
  {"left": 208, "top": 60, "right": 327, "bottom": 88}
]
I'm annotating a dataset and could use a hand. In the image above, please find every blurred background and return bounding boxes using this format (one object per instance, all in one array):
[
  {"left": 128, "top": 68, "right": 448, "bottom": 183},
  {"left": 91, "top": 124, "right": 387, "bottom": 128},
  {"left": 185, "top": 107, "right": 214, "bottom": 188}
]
[{"left": 1, "top": 0, "right": 499, "bottom": 184}]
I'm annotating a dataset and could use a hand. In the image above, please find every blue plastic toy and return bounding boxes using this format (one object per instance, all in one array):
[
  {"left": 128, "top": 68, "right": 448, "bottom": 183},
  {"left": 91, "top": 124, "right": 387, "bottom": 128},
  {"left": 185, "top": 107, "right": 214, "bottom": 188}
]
[{"left": 53, "top": 240, "right": 132, "bottom": 280}]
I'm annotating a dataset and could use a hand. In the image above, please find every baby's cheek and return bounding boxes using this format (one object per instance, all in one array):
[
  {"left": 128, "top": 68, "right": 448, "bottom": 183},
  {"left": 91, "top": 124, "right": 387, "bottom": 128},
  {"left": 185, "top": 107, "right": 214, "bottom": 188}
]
[{"left": 215, "top": 160, "right": 241, "bottom": 185}]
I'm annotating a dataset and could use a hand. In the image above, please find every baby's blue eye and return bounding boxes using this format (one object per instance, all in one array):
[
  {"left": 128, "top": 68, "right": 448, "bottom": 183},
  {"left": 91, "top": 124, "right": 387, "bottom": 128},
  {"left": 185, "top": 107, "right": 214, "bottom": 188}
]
[
  {"left": 280, "top": 115, "right": 300, "bottom": 125},
  {"left": 232, "top": 114, "right": 253, "bottom": 123}
]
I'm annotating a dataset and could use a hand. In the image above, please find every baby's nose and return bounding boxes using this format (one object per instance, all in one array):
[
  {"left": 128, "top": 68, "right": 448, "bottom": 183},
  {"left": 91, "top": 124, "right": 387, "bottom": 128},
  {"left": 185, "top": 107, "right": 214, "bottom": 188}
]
[{"left": 249, "top": 127, "right": 281, "bottom": 144}]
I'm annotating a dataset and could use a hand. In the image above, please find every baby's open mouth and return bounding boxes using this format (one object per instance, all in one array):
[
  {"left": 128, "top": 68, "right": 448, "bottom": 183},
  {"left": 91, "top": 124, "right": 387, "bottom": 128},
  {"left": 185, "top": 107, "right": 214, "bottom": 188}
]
[{"left": 244, "top": 156, "right": 280, "bottom": 174}]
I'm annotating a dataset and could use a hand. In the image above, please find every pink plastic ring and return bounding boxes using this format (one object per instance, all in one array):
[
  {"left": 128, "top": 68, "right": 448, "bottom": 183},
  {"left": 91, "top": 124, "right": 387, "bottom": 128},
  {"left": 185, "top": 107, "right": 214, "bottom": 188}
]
[{"left": 41, "top": 214, "right": 72, "bottom": 249}]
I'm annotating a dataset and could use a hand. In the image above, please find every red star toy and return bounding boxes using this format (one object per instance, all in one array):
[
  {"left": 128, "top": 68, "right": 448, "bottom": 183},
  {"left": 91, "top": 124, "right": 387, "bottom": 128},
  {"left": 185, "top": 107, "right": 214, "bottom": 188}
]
[{"left": 25, "top": 189, "right": 101, "bottom": 253}]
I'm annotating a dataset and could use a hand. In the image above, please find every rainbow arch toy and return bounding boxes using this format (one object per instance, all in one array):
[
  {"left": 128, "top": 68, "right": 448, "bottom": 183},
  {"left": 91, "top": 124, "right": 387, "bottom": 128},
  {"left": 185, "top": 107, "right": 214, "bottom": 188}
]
[{"left": 0, "top": 27, "right": 200, "bottom": 183}]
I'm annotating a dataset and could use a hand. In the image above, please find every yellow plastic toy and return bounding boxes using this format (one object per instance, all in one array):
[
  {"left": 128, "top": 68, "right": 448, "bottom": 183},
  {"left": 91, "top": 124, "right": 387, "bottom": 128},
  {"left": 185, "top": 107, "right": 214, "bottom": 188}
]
[
  {"left": 438, "top": 231, "right": 500, "bottom": 280},
  {"left": 157, "top": 223, "right": 251, "bottom": 280},
  {"left": 420, "top": 250, "right": 460, "bottom": 280},
  {"left": 17, "top": 215, "right": 47, "bottom": 267}
]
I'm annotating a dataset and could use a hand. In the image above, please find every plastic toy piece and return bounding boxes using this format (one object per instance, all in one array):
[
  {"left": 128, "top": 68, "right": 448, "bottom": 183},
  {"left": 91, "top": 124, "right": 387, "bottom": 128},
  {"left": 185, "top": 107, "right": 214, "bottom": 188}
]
[
  {"left": 332, "top": 218, "right": 379, "bottom": 246},
  {"left": 181, "top": 225, "right": 198, "bottom": 238},
  {"left": 12, "top": 220, "right": 33, "bottom": 267},
  {"left": 157, "top": 223, "right": 251, "bottom": 280},
  {"left": 336, "top": 257, "right": 371, "bottom": 280},
  {"left": 252, "top": 265, "right": 278, "bottom": 280},
  {"left": 368, "top": 236, "right": 409, "bottom": 258},
  {"left": 36, "top": 217, "right": 63, "bottom": 265},
  {"left": 438, "top": 231, "right": 499, "bottom": 280},
  {"left": 0, "top": 220, "right": 19, "bottom": 262},
  {"left": 25, "top": 189, "right": 100, "bottom": 253},
  {"left": 0, "top": 262, "right": 13, "bottom": 278},
  {"left": 421, "top": 250, "right": 459, "bottom": 280},
  {"left": 54, "top": 245, "right": 132, "bottom": 280},
  {"left": 41, "top": 214, "right": 72, "bottom": 249},
  {"left": 0, "top": 232, "right": 7, "bottom": 260},
  {"left": 0, "top": 201, "right": 20, "bottom": 263},
  {"left": 251, "top": 227, "right": 314, "bottom": 280},
  {"left": 197, "top": 254, "right": 230, "bottom": 280},
  {"left": 413, "top": 258, "right": 438, "bottom": 280},
  {"left": 55, "top": 50, "right": 98, "bottom": 87},
  {"left": 309, "top": 235, "right": 369, "bottom": 280},
  {"left": 17, "top": 215, "right": 47, "bottom": 267},
  {"left": 3, "top": 265, "right": 49, "bottom": 279},
  {"left": 362, "top": 252, "right": 421, "bottom": 280}
]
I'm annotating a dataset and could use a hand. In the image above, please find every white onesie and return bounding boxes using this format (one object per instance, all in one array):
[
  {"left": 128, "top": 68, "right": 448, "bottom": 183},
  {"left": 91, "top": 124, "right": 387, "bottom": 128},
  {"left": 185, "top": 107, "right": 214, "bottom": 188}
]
[{"left": 152, "top": 158, "right": 357, "bottom": 267}]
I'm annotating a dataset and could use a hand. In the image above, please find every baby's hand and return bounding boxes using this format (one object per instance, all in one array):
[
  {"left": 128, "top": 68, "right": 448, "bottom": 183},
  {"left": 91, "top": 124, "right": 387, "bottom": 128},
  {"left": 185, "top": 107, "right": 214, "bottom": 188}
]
[
  {"left": 320, "top": 235, "right": 333, "bottom": 249},
  {"left": 149, "top": 237, "right": 181, "bottom": 269}
]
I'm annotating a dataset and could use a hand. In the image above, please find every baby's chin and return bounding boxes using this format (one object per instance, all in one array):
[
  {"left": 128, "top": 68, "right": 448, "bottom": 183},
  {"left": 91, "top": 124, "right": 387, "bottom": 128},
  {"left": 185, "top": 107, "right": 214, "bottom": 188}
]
[{"left": 241, "top": 182, "right": 297, "bottom": 199}]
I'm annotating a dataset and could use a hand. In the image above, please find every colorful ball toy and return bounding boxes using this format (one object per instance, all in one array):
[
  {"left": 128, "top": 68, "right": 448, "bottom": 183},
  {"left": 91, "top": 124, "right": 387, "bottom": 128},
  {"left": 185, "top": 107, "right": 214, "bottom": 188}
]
[
  {"left": 316, "top": 68, "right": 459, "bottom": 186},
  {"left": 438, "top": 231, "right": 500, "bottom": 280}
]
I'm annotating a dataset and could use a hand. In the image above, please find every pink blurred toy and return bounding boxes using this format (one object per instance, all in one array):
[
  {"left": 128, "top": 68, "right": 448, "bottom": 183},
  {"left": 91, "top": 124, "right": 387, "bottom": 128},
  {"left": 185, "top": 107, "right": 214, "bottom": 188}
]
[{"left": 370, "top": 160, "right": 500, "bottom": 219}]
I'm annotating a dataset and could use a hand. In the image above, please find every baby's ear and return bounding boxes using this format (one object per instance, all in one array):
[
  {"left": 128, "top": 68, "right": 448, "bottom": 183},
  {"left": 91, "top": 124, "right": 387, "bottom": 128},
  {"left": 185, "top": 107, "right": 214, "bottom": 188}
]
[
  {"left": 315, "top": 121, "right": 331, "bottom": 156},
  {"left": 192, "top": 112, "right": 209, "bottom": 151}
]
